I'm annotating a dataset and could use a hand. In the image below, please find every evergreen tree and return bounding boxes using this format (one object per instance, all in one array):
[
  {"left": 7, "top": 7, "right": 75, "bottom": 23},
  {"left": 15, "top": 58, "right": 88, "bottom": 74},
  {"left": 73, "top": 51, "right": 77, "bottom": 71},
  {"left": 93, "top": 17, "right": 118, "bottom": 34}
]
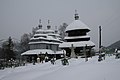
[
  {"left": 0, "top": 47, "right": 4, "bottom": 59},
  {"left": 2, "top": 37, "right": 16, "bottom": 60}
]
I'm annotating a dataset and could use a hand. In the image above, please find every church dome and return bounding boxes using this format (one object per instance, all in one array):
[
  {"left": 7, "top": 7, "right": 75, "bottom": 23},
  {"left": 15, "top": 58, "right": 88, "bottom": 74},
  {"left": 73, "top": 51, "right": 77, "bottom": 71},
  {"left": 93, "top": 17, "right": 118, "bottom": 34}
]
[
  {"left": 66, "top": 10, "right": 90, "bottom": 32},
  {"left": 65, "top": 19, "right": 90, "bottom": 32}
]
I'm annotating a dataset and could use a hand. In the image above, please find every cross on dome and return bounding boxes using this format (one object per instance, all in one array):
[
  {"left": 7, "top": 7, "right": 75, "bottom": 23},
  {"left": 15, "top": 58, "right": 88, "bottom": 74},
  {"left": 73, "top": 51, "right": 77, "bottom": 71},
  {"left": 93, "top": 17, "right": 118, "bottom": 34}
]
[
  {"left": 38, "top": 19, "right": 42, "bottom": 29},
  {"left": 55, "top": 26, "right": 58, "bottom": 33},
  {"left": 47, "top": 20, "right": 51, "bottom": 29},
  {"left": 48, "top": 20, "right": 50, "bottom": 24},
  {"left": 39, "top": 19, "right": 41, "bottom": 24},
  {"left": 74, "top": 10, "right": 79, "bottom": 20}
]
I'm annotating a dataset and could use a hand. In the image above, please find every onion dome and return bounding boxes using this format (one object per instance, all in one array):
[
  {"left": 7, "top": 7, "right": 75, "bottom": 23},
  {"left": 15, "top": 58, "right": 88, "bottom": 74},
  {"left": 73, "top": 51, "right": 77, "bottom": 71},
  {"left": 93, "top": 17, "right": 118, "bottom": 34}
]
[
  {"left": 38, "top": 19, "right": 42, "bottom": 29},
  {"left": 47, "top": 20, "right": 51, "bottom": 29}
]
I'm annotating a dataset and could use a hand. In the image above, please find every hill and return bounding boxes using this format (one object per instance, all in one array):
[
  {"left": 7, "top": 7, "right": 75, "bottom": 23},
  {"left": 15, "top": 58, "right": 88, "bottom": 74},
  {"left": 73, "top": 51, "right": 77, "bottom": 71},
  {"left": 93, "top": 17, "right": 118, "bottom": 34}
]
[{"left": 107, "top": 40, "right": 120, "bottom": 50}]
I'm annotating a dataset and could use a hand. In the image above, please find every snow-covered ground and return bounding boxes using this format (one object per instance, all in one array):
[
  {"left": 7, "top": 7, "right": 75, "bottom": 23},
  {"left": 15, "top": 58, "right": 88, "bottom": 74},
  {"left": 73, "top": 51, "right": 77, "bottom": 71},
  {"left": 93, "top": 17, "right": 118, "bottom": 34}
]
[{"left": 0, "top": 55, "right": 120, "bottom": 80}]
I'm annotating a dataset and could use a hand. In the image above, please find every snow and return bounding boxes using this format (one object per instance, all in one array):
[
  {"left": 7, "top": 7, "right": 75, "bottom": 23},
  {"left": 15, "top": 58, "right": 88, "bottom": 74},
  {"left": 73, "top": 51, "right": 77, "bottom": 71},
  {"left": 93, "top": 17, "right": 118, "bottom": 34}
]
[
  {"left": 117, "top": 50, "right": 120, "bottom": 53},
  {"left": 30, "top": 31, "right": 61, "bottom": 44},
  {"left": 64, "top": 35, "right": 90, "bottom": 40},
  {"left": 21, "top": 49, "right": 64, "bottom": 55},
  {"left": 36, "top": 29, "right": 54, "bottom": 33},
  {"left": 30, "top": 37, "right": 48, "bottom": 41},
  {"left": 34, "top": 33, "right": 47, "bottom": 37},
  {"left": 48, "top": 33, "right": 60, "bottom": 37},
  {"left": 30, "top": 36, "right": 61, "bottom": 43},
  {"left": 65, "top": 20, "right": 90, "bottom": 32},
  {"left": 55, "top": 50, "right": 66, "bottom": 54},
  {"left": 29, "top": 41, "right": 61, "bottom": 45},
  {"left": 21, "top": 49, "right": 54, "bottom": 55},
  {"left": 45, "top": 29, "right": 55, "bottom": 33},
  {"left": 59, "top": 41, "right": 95, "bottom": 48},
  {"left": 0, "top": 56, "right": 120, "bottom": 80},
  {"left": 47, "top": 36, "right": 61, "bottom": 42},
  {"left": 36, "top": 29, "right": 46, "bottom": 33}
]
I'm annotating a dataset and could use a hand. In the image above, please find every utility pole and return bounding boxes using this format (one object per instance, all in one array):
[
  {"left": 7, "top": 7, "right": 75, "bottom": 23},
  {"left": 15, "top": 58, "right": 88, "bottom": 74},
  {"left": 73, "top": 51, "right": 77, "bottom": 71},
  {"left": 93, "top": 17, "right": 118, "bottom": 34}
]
[{"left": 99, "top": 26, "right": 102, "bottom": 54}]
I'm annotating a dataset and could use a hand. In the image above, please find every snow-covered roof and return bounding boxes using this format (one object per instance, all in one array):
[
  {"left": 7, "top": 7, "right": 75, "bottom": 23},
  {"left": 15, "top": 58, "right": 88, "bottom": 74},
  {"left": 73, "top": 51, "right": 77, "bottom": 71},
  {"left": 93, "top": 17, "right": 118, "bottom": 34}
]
[
  {"left": 64, "top": 35, "right": 90, "bottom": 40},
  {"left": 30, "top": 37, "right": 48, "bottom": 41},
  {"left": 65, "top": 20, "right": 90, "bottom": 32},
  {"left": 45, "top": 29, "right": 54, "bottom": 33},
  {"left": 30, "top": 28, "right": 61, "bottom": 42},
  {"left": 30, "top": 34, "right": 61, "bottom": 43},
  {"left": 21, "top": 49, "right": 54, "bottom": 55},
  {"left": 48, "top": 33, "right": 60, "bottom": 37},
  {"left": 29, "top": 41, "right": 61, "bottom": 45},
  {"left": 34, "top": 34, "right": 47, "bottom": 37},
  {"left": 47, "top": 36, "right": 61, "bottom": 42},
  {"left": 59, "top": 41, "right": 95, "bottom": 48},
  {"left": 21, "top": 49, "right": 63, "bottom": 55},
  {"left": 36, "top": 29, "right": 54, "bottom": 33},
  {"left": 36, "top": 29, "right": 45, "bottom": 33}
]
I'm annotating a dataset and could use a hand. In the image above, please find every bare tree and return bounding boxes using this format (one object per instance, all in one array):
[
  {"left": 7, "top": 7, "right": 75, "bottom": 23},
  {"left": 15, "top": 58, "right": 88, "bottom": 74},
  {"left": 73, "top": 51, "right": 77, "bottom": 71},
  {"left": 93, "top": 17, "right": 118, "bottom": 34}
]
[
  {"left": 59, "top": 23, "right": 68, "bottom": 41},
  {"left": 20, "top": 33, "right": 30, "bottom": 52},
  {"left": 32, "top": 27, "right": 39, "bottom": 37}
]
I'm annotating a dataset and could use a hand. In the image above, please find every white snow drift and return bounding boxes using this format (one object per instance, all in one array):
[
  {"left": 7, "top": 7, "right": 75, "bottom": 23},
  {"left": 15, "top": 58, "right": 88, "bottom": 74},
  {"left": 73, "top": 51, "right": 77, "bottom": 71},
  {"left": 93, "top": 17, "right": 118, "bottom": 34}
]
[{"left": 0, "top": 55, "right": 120, "bottom": 80}]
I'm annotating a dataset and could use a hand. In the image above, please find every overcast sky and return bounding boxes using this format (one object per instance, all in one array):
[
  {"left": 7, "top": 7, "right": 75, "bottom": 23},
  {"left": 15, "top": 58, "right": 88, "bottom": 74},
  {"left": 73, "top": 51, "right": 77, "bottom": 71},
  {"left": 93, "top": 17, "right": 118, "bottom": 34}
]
[{"left": 0, "top": 0, "right": 120, "bottom": 48}]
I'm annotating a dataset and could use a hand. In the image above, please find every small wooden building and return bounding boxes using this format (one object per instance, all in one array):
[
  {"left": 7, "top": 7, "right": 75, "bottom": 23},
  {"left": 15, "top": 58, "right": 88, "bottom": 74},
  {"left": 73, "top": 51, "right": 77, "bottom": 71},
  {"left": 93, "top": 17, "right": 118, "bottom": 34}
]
[
  {"left": 59, "top": 11, "right": 95, "bottom": 57},
  {"left": 21, "top": 20, "right": 63, "bottom": 62}
]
